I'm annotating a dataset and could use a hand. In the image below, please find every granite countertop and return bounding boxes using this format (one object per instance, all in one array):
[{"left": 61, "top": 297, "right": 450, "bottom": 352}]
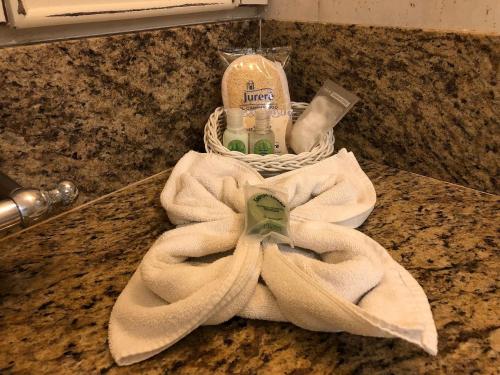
[{"left": 0, "top": 160, "right": 498, "bottom": 374}]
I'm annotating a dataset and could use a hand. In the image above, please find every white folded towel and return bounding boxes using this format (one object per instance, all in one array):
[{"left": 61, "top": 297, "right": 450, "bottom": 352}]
[{"left": 109, "top": 149, "right": 437, "bottom": 366}]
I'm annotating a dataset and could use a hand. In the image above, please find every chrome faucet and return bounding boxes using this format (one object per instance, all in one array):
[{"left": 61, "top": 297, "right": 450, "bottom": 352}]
[{"left": 0, "top": 171, "right": 78, "bottom": 232}]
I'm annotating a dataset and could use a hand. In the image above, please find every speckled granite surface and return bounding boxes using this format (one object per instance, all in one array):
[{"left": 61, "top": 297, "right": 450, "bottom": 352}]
[
  {"left": 0, "top": 20, "right": 258, "bottom": 204},
  {"left": 1, "top": 19, "right": 497, "bottom": 207},
  {"left": 262, "top": 21, "right": 500, "bottom": 194},
  {"left": 0, "top": 160, "right": 498, "bottom": 374}
]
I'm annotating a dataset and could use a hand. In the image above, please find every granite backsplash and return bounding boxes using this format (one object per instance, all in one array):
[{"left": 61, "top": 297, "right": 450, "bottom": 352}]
[
  {"left": 0, "top": 19, "right": 498, "bottom": 209},
  {"left": 0, "top": 20, "right": 259, "bottom": 204},
  {"left": 262, "top": 21, "right": 499, "bottom": 194}
]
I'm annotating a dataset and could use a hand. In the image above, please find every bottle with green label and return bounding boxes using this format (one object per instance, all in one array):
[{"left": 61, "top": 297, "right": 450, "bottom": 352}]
[
  {"left": 249, "top": 109, "right": 275, "bottom": 156},
  {"left": 223, "top": 108, "right": 248, "bottom": 154}
]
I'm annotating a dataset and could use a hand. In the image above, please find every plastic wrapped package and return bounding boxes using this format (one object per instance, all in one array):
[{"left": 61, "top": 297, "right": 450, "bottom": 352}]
[{"left": 219, "top": 47, "right": 292, "bottom": 155}]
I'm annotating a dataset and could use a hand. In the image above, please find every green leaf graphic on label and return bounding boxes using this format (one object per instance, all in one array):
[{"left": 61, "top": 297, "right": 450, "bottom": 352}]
[
  {"left": 253, "top": 139, "right": 274, "bottom": 155},
  {"left": 228, "top": 139, "right": 246, "bottom": 153},
  {"left": 247, "top": 193, "right": 286, "bottom": 236}
]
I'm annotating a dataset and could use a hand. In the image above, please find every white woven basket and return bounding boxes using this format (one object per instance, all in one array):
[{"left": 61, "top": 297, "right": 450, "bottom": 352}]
[{"left": 204, "top": 102, "right": 335, "bottom": 173}]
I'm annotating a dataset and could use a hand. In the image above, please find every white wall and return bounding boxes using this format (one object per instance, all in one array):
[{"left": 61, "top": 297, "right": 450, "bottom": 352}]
[{"left": 264, "top": 0, "right": 499, "bottom": 34}]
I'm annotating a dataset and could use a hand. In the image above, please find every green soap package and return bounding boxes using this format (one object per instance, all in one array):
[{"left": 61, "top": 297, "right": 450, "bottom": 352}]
[{"left": 244, "top": 184, "right": 292, "bottom": 245}]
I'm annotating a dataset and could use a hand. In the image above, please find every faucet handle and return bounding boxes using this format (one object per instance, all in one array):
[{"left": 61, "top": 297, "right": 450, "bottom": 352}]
[
  {"left": 11, "top": 180, "right": 79, "bottom": 226},
  {"left": 45, "top": 181, "right": 79, "bottom": 207}
]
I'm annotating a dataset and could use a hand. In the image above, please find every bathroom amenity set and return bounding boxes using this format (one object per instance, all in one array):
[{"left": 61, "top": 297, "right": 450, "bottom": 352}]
[
  {"left": 214, "top": 47, "right": 358, "bottom": 163},
  {"left": 108, "top": 47, "right": 437, "bottom": 365},
  {"left": 220, "top": 48, "right": 292, "bottom": 155}
]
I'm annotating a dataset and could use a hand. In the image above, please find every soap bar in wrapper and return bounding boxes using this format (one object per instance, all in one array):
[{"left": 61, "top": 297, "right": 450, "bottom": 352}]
[
  {"left": 290, "top": 80, "right": 359, "bottom": 154},
  {"left": 244, "top": 185, "right": 292, "bottom": 245}
]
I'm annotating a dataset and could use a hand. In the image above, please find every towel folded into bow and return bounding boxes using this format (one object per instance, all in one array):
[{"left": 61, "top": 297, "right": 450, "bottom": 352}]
[{"left": 109, "top": 149, "right": 437, "bottom": 366}]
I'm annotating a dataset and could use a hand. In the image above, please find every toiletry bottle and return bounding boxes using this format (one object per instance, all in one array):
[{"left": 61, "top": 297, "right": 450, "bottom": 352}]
[
  {"left": 250, "top": 109, "right": 275, "bottom": 155},
  {"left": 223, "top": 108, "right": 248, "bottom": 154}
]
